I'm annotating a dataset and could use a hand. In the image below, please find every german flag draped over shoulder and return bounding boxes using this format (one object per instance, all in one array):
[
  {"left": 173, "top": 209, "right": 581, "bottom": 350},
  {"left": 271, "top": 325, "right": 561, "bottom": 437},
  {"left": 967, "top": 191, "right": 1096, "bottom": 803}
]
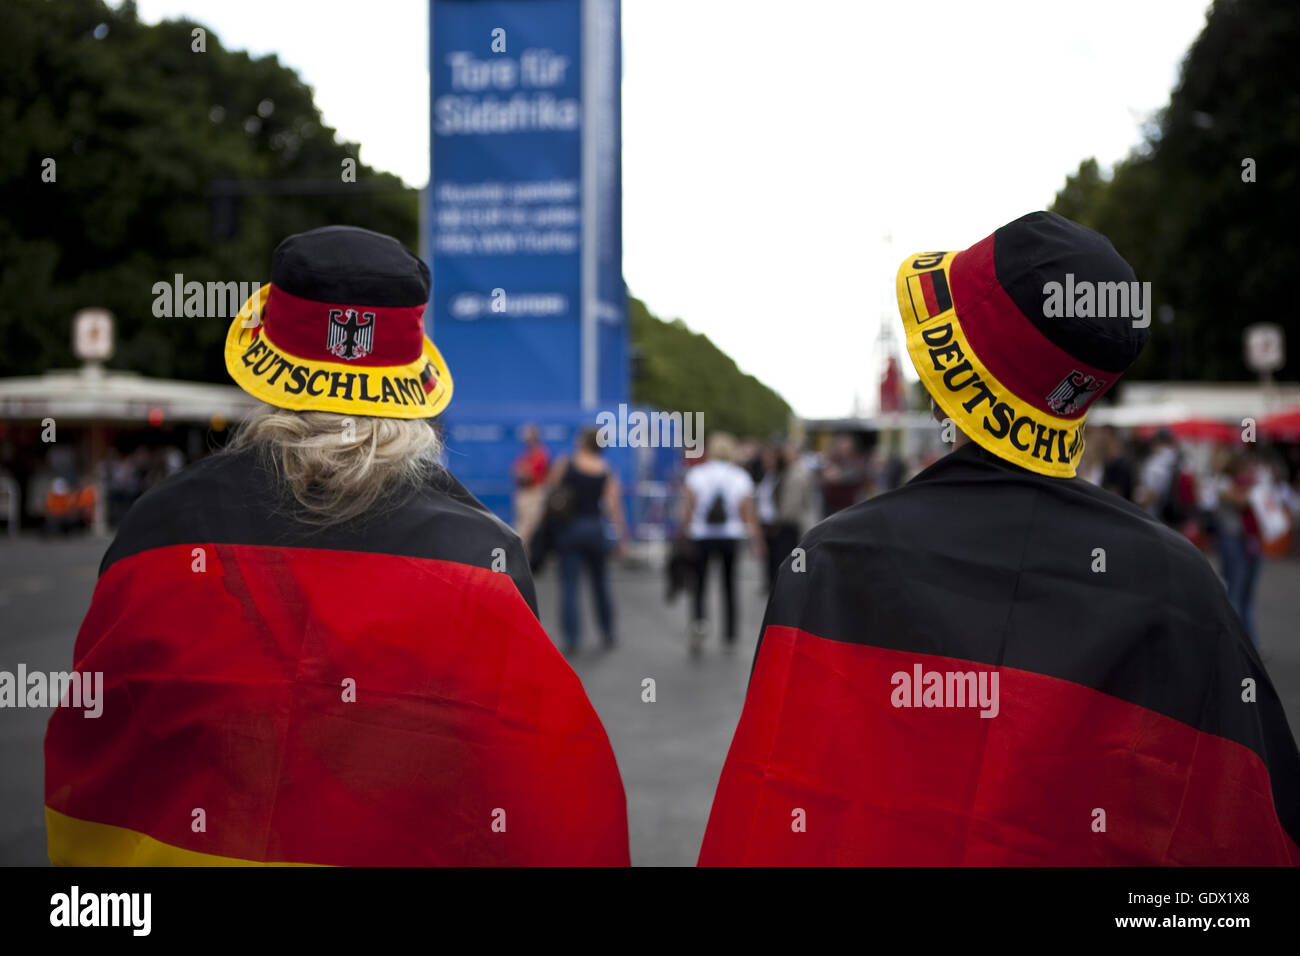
[
  {"left": 699, "top": 443, "right": 1300, "bottom": 866},
  {"left": 45, "top": 449, "right": 629, "bottom": 866}
]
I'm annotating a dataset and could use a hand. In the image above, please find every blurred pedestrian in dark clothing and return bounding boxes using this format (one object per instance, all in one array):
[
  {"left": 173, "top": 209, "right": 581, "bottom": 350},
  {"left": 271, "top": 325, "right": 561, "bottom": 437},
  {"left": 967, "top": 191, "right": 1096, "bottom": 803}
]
[
  {"left": 1209, "top": 449, "right": 1263, "bottom": 644},
  {"left": 1097, "top": 425, "right": 1135, "bottom": 501},
  {"left": 1137, "top": 429, "right": 1184, "bottom": 522},
  {"left": 820, "top": 433, "right": 870, "bottom": 516},
  {"left": 548, "top": 427, "right": 628, "bottom": 653},
  {"left": 880, "top": 450, "right": 907, "bottom": 492},
  {"left": 740, "top": 439, "right": 765, "bottom": 484},
  {"left": 104, "top": 449, "right": 139, "bottom": 527},
  {"left": 757, "top": 441, "right": 813, "bottom": 592}
]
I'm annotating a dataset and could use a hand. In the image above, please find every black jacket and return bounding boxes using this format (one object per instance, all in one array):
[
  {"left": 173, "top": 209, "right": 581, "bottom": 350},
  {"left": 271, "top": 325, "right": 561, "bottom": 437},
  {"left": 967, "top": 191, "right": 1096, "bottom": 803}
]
[{"left": 701, "top": 441, "right": 1300, "bottom": 865}]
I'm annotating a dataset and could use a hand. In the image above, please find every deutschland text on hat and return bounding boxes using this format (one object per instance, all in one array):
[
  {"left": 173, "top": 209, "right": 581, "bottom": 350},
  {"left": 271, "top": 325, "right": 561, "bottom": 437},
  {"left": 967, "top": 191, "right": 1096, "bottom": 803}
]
[
  {"left": 224, "top": 225, "right": 452, "bottom": 419},
  {"left": 896, "top": 211, "right": 1149, "bottom": 478}
]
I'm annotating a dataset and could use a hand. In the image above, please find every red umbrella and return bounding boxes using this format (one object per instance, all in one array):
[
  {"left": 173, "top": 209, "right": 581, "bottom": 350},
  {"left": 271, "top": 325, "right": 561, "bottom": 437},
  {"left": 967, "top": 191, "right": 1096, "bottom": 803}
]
[
  {"left": 1135, "top": 418, "right": 1239, "bottom": 443},
  {"left": 1259, "top": 407, "right": 1300, "bottom": 442}
]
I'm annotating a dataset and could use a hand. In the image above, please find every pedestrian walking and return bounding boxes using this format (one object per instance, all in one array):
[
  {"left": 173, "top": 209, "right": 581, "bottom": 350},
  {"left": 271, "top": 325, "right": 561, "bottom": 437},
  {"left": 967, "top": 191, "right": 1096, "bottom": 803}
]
[
  {"left": 548, "top": 427, "right": 628, "bottom": 653},
  {"left": 757, "top": 440, "right": 813, "bottom": 592},
  {"left": 681, "top": 432, "right": 765, "bottom": 653},
  {"left": 512, "top": 423, "right": 550, "bottom": 559},
  {"left": 1209, "top": 449, "right": 1263, "bottom": 644}
]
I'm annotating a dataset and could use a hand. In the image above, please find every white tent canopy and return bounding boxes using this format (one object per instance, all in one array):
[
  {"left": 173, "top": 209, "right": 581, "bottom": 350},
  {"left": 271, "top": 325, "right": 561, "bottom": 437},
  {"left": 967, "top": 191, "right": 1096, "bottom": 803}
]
[
  {"left": 0, "top": 365, "right": 257, "bottom": 424},
  {"left": 1089, "top": 382, "right": 1300, "bottom": 428}
]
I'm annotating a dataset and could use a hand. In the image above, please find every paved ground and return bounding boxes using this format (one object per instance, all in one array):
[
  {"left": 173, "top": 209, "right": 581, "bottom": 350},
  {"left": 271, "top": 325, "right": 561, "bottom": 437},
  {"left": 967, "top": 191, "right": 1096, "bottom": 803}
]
[{"left": 2, "top": 534, "right": 1298, "bottom": 866}]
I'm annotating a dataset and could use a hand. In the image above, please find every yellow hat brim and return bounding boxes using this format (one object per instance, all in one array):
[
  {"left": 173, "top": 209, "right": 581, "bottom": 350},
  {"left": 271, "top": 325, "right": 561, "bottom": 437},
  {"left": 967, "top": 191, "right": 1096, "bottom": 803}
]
[
  {"left": 896, "top": 251, "right": 1084, "bottom": 478},
  {"left": 224, "top": 285, "right": 453, "bottom": 419}
]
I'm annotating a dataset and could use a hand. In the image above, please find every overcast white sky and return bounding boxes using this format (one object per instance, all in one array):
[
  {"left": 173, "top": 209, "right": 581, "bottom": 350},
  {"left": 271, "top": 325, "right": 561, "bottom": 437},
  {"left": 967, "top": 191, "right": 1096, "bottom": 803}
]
[{"left": 128, "top": 0, "right": 1211, "bottom": 417}]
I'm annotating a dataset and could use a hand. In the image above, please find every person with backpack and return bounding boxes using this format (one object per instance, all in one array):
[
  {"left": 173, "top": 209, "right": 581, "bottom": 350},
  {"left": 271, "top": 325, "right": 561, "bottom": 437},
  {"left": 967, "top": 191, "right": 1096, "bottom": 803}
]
[{"left": 681, "top": 432, "right": 765, "bottom": 654}]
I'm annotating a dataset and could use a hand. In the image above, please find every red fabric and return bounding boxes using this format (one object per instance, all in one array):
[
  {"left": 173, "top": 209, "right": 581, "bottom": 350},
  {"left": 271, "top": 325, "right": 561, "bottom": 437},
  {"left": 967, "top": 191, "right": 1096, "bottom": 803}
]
[
  {"left": 1237, "top": 472, "right": 1261, "bottom": 540},
  {"left": 515, "top": 447, "right": 550, "bottom": 487},
  {"left": 950, "top": 234, "right": 1117, "bottom": 419},
  {"left": 879, "top": 356, "right": 905, "bottom": 414},
  {"left": 46, "top": 543, "right": 629, "bottom": 865},
  {"left": 1135, "top": 420, "right": 1240, "bottom": 443},
  {"left": 699, "top": 625, "right": 1300, "bottom": 865},
  {"left": 920, "top": 272, "right": 941, "bottom": 317},
  {"left": 263, "top": 285, "right": 426, "bottom": 366},
  {"left": 1260, "top": 408, "right": 1300, "bottom": 442}
]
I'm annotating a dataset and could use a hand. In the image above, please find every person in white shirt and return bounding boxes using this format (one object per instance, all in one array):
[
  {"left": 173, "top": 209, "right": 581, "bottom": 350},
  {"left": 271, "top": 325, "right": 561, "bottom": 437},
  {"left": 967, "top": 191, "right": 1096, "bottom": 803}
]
[
  {"left": 1136, "top": 429, "right": 1179, "bottom": 519},
  {"left": 680, "top": 432, "right": 765, "bottom": 653}
]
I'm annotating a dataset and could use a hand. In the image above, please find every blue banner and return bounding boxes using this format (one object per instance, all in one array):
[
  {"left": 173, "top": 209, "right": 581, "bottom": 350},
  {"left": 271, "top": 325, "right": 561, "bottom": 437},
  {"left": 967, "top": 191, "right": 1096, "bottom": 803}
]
[{"left": 428, "top": 0, "right": 624, "bottom": 411}]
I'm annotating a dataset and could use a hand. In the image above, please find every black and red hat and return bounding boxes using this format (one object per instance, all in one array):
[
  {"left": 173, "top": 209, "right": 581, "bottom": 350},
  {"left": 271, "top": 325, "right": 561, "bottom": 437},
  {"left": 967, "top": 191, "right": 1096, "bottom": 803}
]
[
  {"left": 896, "top": 211, "right": 1149, "bottom": 477},
  {"left": 225, "top": 225, "right": 452, "bottom": 418}
]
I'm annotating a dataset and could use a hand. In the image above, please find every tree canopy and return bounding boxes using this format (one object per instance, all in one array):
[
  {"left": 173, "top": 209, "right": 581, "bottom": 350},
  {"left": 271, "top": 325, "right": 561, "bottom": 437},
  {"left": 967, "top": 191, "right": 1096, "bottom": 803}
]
[
  {"left": 0, "top": 0, "right": 417, "bottom": 383},
  {"left": 0, "top": 0, "right": 793, "bottom": 436},
  {"left": 1050, "top": 0, "right": 1299, "bottom": 382},
  {"left": 629, "top": 296, "right": 791, "bottom": 438}
]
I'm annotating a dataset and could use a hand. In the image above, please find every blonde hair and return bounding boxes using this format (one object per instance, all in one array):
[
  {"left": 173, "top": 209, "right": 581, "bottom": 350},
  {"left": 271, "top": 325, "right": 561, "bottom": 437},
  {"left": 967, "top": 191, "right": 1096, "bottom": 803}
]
[
  {"left": 230, "top": 404, "right": 442, "bottom": 525},
  {"left": 707, "top": 431, "right": 738, "bottom": 463}
]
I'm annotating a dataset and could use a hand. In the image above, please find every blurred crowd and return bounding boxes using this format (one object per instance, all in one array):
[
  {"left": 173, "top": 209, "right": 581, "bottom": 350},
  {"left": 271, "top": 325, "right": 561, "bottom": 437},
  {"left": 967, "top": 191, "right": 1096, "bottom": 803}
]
[
  {"left": 10, "top": 417, "right": 1299, "bottom": 654},
  {"left": 508, "top": 423, "right": 1300, "bottom": 653},
  {"left": 1080, "top": 425, "right": 1299, "bottom": 643},
  {"left": 11, "top": 443, "right": 187, "bottom": 535}
]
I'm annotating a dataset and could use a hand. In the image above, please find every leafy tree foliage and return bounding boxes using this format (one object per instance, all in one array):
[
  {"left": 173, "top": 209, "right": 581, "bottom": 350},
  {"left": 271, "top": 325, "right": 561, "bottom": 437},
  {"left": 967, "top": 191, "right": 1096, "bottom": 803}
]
[
  {"left": 629, "top": 296, "right": 791, "bottom": 438},
  {"left": 0, "top": 0, "right": 416, "bottom": 382},
  {"left": 0, "top": 0, "right": 794, "bottom": 432},
  {"left": 1050, "top": 0, "right": 1300, "bottom": 382}
]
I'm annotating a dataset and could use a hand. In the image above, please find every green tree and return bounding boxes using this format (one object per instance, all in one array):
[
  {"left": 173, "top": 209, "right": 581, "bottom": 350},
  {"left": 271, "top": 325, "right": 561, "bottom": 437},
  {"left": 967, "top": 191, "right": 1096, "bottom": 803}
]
[
  {"left": 0, "top": 0, "right": 417, "bottom": 382},
  {"left": 1050, "top": 0, "right": 1300, "bottom": 382},
  {"left": 629, "top": 296, "right": 792, "bottom": 438}
]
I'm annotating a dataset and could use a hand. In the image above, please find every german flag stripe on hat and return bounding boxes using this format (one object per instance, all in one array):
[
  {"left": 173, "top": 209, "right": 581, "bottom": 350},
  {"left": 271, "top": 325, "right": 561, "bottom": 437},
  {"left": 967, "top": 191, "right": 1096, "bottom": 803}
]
[
  {"left": 224, "top": 227, "right": 453, "bottom": 420},
  {"left": 905, "top": 268, "right": 953, "bottom": 322}
]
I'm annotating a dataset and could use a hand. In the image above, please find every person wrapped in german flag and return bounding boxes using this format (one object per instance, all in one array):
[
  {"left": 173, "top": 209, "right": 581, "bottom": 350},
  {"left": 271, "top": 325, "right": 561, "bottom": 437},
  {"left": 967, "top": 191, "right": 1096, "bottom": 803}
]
[
  {"left": 699, "top": 212, "right": 1300, "bottom": 865},
  {"left": 44, "top": 226, "right": 629, "bottom": 866}
]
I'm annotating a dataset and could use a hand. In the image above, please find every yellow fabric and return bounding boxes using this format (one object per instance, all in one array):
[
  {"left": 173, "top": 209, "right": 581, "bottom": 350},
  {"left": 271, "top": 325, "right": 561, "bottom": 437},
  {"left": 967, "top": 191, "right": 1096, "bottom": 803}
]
[
  {"left": 896, "top": 251, "right": 1085, "bottom": 478},
  {"left": 224, "top": 284, "right": 453, "bottom": 419},
  {"left": 45, "top": 807, "right": 324, "bottom": 867}
]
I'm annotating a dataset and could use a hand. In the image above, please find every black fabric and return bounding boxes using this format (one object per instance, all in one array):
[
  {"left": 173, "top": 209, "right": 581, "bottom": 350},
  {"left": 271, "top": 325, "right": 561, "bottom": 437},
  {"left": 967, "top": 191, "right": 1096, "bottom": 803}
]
[
  {"left": 762, "top": 522, "right": 799, "bottom": 593},
  {"left": 101, "top": 446, "right": 538, "bottom": 616},
  {"left": 270, "top": 225, "right": 431, "bottom": 307},
  {"left": 665, "top": 536, "right": 698, "bottom": 601},
  {"left": 694, "top": 537, "right": 739, "bottom": 640},
  {"left": 564, "top": 465, "right": 607, "bottom": 518},
  {"left": 993, "top": 211, "right": 1148, "bottom": 372},
  {"left": 760, "top": 440, "right": 1300, "bottom": 847},
  {"left": 704, "top": 491, "right": 728, "bottom": 526},
  {"left": 1100, "top": 454, "right": 1135, "bottom": 501},
  {"left": 544, "top": 466, "right": 577, "bottom": 522}
]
